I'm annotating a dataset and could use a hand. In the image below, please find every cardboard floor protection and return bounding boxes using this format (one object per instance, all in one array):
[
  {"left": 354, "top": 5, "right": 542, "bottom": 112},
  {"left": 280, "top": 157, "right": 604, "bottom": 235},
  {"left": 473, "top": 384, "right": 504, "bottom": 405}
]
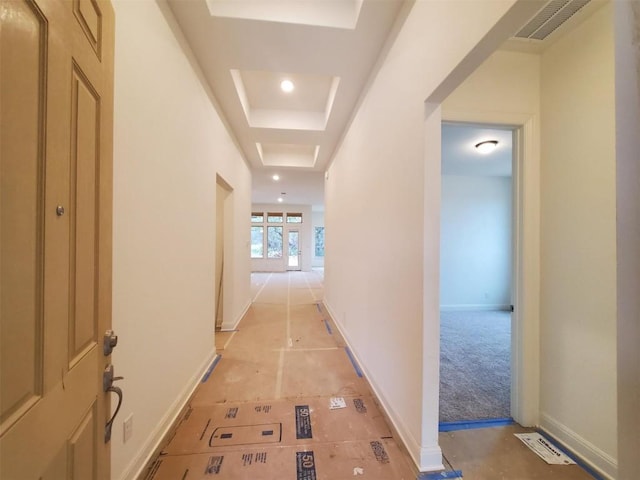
[
  {"left": 163, "top": 396, "right": 390, "bottom": 455},
  {"left": 145, "top": 272, "right": 416, "bottom": 480},
  {"left": 146, "top": 439, "right": 415, "bottom": 480}
]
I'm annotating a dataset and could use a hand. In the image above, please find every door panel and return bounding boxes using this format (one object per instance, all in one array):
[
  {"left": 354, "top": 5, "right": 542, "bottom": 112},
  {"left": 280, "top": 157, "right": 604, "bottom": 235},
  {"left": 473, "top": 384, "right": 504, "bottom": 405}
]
[
  {"left": 74, "top": 0, "right": 102, "bottom": 55},
  {"left": 0, "top": 0, "right": 46, "bottom": 428},
  {"left": 69, "top": 65, "right": 99, "bottom": 365},
  {"left": 69, "top": 403, "right": 98, "bottom": 480},
  {"left": 0, "top": 348, "right": 97, "bottom": 478},
  {"left": 0, "top": 0, "right": 114, "bottom": 478}
]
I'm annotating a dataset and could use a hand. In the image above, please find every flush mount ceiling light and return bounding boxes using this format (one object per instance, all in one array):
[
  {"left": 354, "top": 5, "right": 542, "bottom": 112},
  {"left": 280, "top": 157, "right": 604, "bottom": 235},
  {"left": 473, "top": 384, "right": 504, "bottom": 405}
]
[
  {"left": 280, "top": 79, "right": 294, "bottom": 93},
  {"left": 475, "top": 140, "right": 499, "bottom": 154},
  {"left": 277, "top": 197, "right": 284, "bottom": 203},
  {"left": 272, "top": 174, "right": 280, "bottom": 181}
]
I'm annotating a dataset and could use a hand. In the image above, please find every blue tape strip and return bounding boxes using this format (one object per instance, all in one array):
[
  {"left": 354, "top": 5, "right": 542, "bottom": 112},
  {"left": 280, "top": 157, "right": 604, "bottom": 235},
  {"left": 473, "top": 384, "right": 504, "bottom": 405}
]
[
  {"left": 439, "top": 417, "right": 514, "bottom": 432},
  {"left": 344, "top": 347, "right": 363, "bottom": 378},
  {"left": 535, "top": 430, "right": 605, "bottom": 480},
  {"left": 420, "top": 470, "right": 463, "bottom": 479},
  {"left": 201, "top": 355, "right": 221, "bottom": 383},
  {"left": 315, "top": 303, "right": 322, "bottom": 313},
  {"left": 323, "top": 319, "right": 333, "bottom": 335}
]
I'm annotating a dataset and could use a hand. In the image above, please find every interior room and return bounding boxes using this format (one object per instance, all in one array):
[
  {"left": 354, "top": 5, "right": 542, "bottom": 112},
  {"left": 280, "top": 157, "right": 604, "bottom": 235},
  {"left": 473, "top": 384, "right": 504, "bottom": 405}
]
[
  {"left": 1, "top": 0, "right": 638, "bottom": 479},
  {"left": 439, "top": 124, "right": 514, "bottom": 424}
]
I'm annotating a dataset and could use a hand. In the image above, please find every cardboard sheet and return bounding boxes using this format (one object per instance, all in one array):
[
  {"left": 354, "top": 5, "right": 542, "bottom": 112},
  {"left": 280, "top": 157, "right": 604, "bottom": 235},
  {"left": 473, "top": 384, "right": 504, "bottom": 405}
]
[
  {"left": 163, "top": 396, "right": 391, "bottom": 455},
  {"left": 514, "top": 433, "right": 576, "bottom": 465},
  {"left": 146, "top": 439, "right": 415, "bottom": 480}
]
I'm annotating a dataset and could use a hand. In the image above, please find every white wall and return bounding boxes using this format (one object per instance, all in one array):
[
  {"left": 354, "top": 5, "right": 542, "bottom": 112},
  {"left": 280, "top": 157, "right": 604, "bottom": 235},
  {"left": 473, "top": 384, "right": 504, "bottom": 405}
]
[
  {"left": 111, "top": 1, "right": 252, "bottom": 478},
  {"left": 440, "top": 175, "right": 512, "bottom": 310},
  {"left": 540, "top": 4, "right": 618, "bottom": 477},
  {"left": 324, "top": 0, "right": 541, "bottom": 471},
  {"left": 312, "top": 211, "right": 325, "bottom": 268},
  {"left": 614, "top": 3, "right": 640, "bottom": 478},
  {"left": 250, "top": 204, "right": 313, "bottom": 272}
]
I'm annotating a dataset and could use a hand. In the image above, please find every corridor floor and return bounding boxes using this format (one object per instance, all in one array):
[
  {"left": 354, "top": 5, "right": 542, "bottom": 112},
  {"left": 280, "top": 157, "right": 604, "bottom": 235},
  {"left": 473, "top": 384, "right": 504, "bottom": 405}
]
[
  {"left": 143, "top": 271, "right": 416, "bottom": 479},
  {"left": 143, "top": 271, "right": 598, "bottom": 480}
]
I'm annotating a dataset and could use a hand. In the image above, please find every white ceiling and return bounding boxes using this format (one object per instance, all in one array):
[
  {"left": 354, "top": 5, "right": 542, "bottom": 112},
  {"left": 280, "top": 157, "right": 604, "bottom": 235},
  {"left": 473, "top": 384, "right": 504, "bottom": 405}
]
[
  {"left": 442, "top": 124, "right": 513, "bottom": 177},
  {"left": 166, "top": 0, "right": 406, "bottom": 210},
  {"left": 165, "top": 0, "right": 600, "bottom": 209}
]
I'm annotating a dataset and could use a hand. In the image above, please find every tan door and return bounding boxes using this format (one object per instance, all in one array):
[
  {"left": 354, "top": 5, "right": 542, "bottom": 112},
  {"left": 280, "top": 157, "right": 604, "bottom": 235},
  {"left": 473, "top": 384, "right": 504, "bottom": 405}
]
[{"left": 0, "top": 0, "right": 115, "bottom": 478}]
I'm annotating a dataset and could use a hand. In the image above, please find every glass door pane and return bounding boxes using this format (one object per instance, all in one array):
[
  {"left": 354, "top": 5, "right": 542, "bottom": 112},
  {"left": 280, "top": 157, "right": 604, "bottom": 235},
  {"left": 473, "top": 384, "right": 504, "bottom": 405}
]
[{"left": 287, "top": 230, "right": 300, "bottom": 270}]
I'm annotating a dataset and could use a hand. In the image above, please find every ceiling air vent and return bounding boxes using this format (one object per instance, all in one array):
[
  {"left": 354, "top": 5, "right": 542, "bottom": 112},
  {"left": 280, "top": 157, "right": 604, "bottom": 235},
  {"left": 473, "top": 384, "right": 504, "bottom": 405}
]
[{"left": 515, "top": 0, "right": 591, "bottom": 40}]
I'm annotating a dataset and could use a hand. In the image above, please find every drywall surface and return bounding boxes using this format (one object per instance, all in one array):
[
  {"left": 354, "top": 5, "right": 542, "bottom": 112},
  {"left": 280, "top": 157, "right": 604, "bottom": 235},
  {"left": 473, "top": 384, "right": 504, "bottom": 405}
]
[
  {"left": 250, "top": 204, "right": 313, "bottom": 272},
  {"left": 111, "top": 1, "right": 251, "bottom": 478},
  {"left": 312, "top": 211, "right": 325, "bottom": 268},
  {"left": 614, "top": 2, "right": 640, "bottom": 478},
  {"left": 323, "top": 0, "right": 536, "bottom": 471},
  {"left": 441, "top": 49, "right": 541, "bottom": 426},
  {"left": 443, "top": 49, "right": 541, "bottom": 116},
  {"left": 440, "top": 175, "right": 512, "bottom": 310},
  {"left": 540, "top": 4, "right": 618, "bottom": 477}
]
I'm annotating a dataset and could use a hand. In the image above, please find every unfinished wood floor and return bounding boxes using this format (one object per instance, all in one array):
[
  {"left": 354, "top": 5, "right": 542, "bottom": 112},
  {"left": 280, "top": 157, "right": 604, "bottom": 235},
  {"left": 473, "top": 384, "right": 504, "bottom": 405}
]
[{"left": 143, "top": 271, "right": 597, "bottom": 480}]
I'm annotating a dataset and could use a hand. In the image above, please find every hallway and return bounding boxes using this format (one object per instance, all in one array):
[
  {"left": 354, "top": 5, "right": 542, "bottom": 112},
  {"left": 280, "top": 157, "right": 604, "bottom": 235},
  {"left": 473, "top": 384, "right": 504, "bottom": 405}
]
[
  {"left": 143, "top": 272, "right": 600, "bottom": 480},
  {"left": 143, "top": 271, "right": 417, "bottom": 479}
]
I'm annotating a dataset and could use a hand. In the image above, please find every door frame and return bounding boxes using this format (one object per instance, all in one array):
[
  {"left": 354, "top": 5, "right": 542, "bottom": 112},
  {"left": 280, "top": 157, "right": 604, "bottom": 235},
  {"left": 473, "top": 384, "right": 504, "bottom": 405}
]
[
  {"left": 440, "top": 109, "right": 540, "bottom": 426},
  {"left": 439, "top": 120, "right": 516, "bottom": 422},
  {"left": 215, "top": 174, "right": 234, "bottom": 330}
]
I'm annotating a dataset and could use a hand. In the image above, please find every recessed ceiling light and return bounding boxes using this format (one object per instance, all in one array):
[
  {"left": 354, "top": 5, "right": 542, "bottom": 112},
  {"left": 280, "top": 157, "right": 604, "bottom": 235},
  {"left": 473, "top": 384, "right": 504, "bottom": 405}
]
[
  {"left": 475, "top": 140, "right": 499, "bottom": 154},
  {"left": 277, "top": 197, "right": 284, "bottom": 203},
  {"left": 280, "top": 79, "right": 294, "bottom": 93},
  {"left": 272, "top": 174, "right": 280, "bottom": 181}
]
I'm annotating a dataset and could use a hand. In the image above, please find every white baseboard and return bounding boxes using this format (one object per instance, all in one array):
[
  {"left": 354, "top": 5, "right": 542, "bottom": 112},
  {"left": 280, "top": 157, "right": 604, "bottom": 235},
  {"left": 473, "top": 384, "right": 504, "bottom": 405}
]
[
  {"left": 120, "top": 351, "right": 218, "bottom": 480},
  {"left": 539, "top": 412, "right": 617, "bottom": 479},
  {"left": 221, "top": 300, "right": 251, "bottom": 331},
  {"left": 322, "top": 301, "right": 443, "bottom": 473},
  {"left": 440, "top": 304, "right": 511, "bottom": 312}
]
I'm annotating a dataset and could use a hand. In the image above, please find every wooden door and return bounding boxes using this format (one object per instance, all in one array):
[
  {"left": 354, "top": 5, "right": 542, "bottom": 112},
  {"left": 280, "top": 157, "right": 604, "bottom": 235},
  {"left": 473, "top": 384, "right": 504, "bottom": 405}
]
[{"left": 0, "top": 0, "right": 115, "bottom": 478}]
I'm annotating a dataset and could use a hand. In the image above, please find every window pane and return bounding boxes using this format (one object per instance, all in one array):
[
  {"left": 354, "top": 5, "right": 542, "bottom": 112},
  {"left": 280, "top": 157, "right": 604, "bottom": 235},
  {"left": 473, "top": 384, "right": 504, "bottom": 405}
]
[
  {"left": 251, "top": 212, "right": 264, "bottom": 223},
  {"left": 286, "top": 213, "right": 303, "bottom": 223},
  {"left": 267, "top": 226, "right": 283, "bottom": 258},
  {"left": 251, "top": 226, "right": 264, "bottom": 258},
  {"left": 315, "top": 227, "right": 325, "bottom": 257},
  {"left": 267, "top": 212, "right": 283, "bottom": 223}
]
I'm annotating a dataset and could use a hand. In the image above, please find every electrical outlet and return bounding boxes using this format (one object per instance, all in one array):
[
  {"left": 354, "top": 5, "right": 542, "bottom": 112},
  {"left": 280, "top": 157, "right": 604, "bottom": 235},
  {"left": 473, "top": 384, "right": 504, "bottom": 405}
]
[{"left": 123, "top": 414, "right": 133, "bottom": 443}]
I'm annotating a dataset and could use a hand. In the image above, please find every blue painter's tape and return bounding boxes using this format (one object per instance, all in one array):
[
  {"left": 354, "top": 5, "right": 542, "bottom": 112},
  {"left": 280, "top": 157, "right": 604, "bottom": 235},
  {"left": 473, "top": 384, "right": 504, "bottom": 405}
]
[
  {"left": 323, "top": 319, "right": 333, "bottom": 335},
  {"left": 439, "top": 417, "right": 514, "bottom": 432},
  {"left": 420, "top": 470, "right": 463, "bottom": 479},
  {"left": 201, "top": 355, "right": 221, "bottom": 383},
  {"left": 535, "top": 430, "right": 605, "bottom": 480},
  {"left": 344, "top": 347, "right": 363, "bottom": 378},
  {"left": 315, "top": 303, "right": 322, "bottom": 313}
]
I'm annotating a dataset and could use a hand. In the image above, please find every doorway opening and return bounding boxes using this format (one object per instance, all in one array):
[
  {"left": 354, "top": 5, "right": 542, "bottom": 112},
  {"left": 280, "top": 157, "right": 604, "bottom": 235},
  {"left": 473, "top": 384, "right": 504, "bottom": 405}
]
[
  {"left": 439, "top": 122, "right": 516, "bottom": 424},
  {"left": 287, "top": 229, "right": 301, "bottom": 270},
  {"left": 215, "top": 175, "right": 234, "bottom": 330}
]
